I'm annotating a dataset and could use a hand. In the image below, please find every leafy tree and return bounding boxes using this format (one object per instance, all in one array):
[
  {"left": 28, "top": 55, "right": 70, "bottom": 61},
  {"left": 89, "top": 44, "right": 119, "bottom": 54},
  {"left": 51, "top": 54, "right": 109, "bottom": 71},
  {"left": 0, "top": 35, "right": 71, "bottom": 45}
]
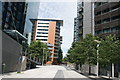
[
  {"left": 57, "top": 49, "right": 63, "bottom": 64},
  {"left": 27, "top": 40, "right": 49, "bottom": 64},
  {"left": 98, "top": 35, "right": 120, "bottom": 69},
  {"left": 66, "top": 34, "right": 98, "bottom": 73},
  {"left": 66, "top": 34, "right": 120, "bottom": 75}
]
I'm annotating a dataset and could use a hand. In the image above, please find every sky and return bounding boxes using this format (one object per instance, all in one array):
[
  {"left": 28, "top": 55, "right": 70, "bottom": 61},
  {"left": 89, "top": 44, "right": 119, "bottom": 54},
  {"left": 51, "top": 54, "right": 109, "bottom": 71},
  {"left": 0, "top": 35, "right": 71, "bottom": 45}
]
[{"left": 38, "top": 1, "right": 77, "bottom": 57}]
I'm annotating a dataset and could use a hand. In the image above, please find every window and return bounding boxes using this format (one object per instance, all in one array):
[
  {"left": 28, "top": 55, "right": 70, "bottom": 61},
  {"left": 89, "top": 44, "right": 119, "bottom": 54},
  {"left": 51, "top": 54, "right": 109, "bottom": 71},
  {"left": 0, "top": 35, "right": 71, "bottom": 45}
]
[
  {"left": 111, "top": 27, "right": 117, "bottom": 32},
  {"left": 39, "top": 39, "right": 47, "bottom": 41},
  {"left": 82, "top": 2, "right": 84, "bottom": 6},
  {"left": 37, "top": 32, "right": 48, "bottom": 34},
  {"left": 38, "top": 23, "right": 49, "bottom": 24},
  {"left": 38, "top": 26, "right": 49, "bottom": 28},
  {"left": 6, "top": 12, "right": 10, "bottom": 17},
  {"left": 95, "top": 2, "right": 102, "bottom": 8},
  {"left": 103, "top": 28, "right": 110, "bottom": 33},
  {"left": 36, "top": 35, "right": 48, "bottom": 37},
  {"left": 102, "top": 18, "right": 110, "bottom": 23},
  {"left": 111, "top": 5, "right": 119, "bottom": 11},
  {"left": 56, "top": 23, "right": 60, "bottom": 27},
  {"left": 111, "top": 26, "right": 120, "bottom": 32},
  {"left": 111, "top": 15, "right": 120, "bottom": 21},
  {"left": 101, "top": 2, "right": 108, "bottom": 5},
  {"left": 102, "top": 8, "right": 110, "bottom": 14},
  {"left": 8, "top": 6, "right": 11, "bottom": 11},
  {"left": 95, "top": 20, "right": 101, "bottom": 25},
  {"left": 37, "top": 29, "right": 48, "bottom": 31},
  {"left": 6, "top": 17, "right": 9, "bottom": 22},
  {"left": 95, "top": 11, "right": 101, "bottom": 16}
]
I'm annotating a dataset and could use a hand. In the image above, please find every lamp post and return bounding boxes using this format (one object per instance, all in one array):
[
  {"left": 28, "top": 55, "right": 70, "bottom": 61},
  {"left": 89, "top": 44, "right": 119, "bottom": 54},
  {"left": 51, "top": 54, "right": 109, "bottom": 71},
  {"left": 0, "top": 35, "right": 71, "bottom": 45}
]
[
  {"left": 42, "top": 48, "right": 44, "bottom": 66},
  {"left": 94, "top": 40, "right": 101, "bottom": 77}
]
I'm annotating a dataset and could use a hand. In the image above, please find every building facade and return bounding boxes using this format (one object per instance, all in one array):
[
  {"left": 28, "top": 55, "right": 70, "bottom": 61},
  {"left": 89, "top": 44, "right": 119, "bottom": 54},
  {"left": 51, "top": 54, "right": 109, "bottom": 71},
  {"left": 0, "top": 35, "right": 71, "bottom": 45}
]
[
  {"left": 75, "top": 1, "right": 120, "bottom": 77},
  {"left": 23, "top": 2, "right": 40, "bottom": 45},
  {"left": 94, "top": 2, "right": 120, "bottom": 39},
  {"left": 2, "top": 2, "right": 27, "bottom": 44},
  {"left": 83, "top": 2, "right": 94, "bottom": 38},
  {"left": 94, "top": 2, "right": 120, "bottom": 77},
  {"left": 74, "top": 1, "right": 94, "bottom": 42},
  {"left": 74, "top": 2, "right": 83, "bottom": 42},
  {"left": 1, "top": 1, "right": 27, "bottom": 73},
  {"left": 30, "top": 18, "right": 63, "bottom": 64}
]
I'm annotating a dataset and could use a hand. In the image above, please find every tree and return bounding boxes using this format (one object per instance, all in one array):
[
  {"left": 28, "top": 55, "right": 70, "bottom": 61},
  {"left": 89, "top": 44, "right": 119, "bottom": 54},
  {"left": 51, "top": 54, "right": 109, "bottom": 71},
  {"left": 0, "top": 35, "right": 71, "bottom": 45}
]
[
  {"left": 66, "top": 34, "right": 120, "bottom": 75},
  {"left": 66, "top": 34, "right": 98, "bottom": 73},
  {"left": 27, "top": 40, "right": 49, "bottom": 64},
  {"left": 98, "top": 35, "right": 120, "bottom": 68},
  {"left": 81, "top": 34, "right": 98, "bottom": 74},
  {"left": 57, "top": 49, "right": 63, "bottom": 64}
]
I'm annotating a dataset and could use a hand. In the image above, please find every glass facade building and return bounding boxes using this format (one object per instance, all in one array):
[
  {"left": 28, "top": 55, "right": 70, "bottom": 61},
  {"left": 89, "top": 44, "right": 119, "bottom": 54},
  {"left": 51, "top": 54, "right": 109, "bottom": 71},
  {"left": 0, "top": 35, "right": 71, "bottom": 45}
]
[
  {"left": 24, "top": 2, "right": 40, "bottom": 45},
  {"left": 2, "top": 2, "right": 28, "bottom": 44}
]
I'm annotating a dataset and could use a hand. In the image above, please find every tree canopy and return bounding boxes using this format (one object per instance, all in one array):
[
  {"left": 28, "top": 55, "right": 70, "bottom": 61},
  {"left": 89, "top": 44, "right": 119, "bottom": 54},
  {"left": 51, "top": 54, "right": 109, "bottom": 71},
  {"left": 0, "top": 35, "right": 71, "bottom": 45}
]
[
  {"left": 66, "top": 34, "right": 120, "bottom": 69},
  {"left": 57, "top": 48, "right": 63, "bottom": 64},
  {"left": 27, "top": 40, "right": 49, "bottom": 64}
]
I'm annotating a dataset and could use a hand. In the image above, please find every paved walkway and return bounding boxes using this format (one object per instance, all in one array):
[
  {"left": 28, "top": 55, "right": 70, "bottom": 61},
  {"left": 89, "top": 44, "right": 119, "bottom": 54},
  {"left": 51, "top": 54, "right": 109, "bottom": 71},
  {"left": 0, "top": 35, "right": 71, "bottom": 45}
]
[{"left": 0, "top": 65, "right": 91, "bottom": 79}]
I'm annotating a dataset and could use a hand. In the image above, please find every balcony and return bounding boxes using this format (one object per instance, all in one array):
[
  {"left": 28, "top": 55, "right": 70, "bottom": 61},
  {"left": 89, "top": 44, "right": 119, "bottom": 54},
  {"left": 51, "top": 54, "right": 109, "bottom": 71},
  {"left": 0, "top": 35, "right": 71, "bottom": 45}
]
[
  {"left": 48, "top": 47, "right": 53, "bottom": 50},
  {"left": 47, "top": 43, "right": 54, "bottom": 47}
]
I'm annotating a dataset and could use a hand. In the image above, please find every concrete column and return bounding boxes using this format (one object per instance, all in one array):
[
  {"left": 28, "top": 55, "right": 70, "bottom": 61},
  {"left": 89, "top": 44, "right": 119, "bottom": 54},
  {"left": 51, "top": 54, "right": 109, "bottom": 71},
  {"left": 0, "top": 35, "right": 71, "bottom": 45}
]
[
  {"left": 118, "top": 72, "right": 120, "bottom": 78},
  {"left": 17, "top": 56, "right": 22, "bottom": 73},
  {"left": 0, "top": 30, "right": 2, "bottom": 74},
  {"left": 96, "top": 44, "right": 99, "bottom": 77},
  {"left": 78, "top": 64, "right": 81, "bottom": 72},
  {"left": 91, "top": 2, "right": 95, "bottom": 36},
  {"left": 112, "top": 63, "right": 114, "bottom": 78}
]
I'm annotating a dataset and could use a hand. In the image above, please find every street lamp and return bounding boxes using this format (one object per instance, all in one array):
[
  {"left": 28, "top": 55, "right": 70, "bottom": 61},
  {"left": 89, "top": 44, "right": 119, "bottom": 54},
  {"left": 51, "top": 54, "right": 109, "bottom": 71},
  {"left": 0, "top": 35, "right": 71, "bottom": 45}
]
[
  {"left": 94, "top": 40, "right": 101, "bottom": 77},
  {"left": 42, "top": 48, "right": 44, "bottom": 66}
]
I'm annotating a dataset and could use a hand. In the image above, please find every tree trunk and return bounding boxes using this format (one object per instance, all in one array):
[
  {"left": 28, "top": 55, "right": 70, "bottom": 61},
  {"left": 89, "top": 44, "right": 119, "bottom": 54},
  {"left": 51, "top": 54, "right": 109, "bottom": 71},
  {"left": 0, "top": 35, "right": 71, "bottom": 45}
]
[{"left": 89, "top": 65, "right": 91, "bottom": 75}]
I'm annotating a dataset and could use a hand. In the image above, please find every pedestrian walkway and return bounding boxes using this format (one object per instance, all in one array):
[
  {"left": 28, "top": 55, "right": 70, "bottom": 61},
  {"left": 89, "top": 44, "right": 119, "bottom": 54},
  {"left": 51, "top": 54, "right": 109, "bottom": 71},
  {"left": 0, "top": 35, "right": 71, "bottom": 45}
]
[
  {"left": 75, "top": 70, "right": 120, "bottom": 80},
  {"left": 1, "top": 65, "right": 91, "bottom": 80}
]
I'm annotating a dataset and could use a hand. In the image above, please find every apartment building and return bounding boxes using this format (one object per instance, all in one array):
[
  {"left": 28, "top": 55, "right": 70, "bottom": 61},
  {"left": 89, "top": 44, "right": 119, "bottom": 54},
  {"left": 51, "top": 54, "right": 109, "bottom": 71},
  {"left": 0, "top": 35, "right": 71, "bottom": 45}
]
[
  {"left": 94, "top": 2, "right": 120, "bottom": 77},
  {"left": 94, "top": 2, "right": 120, "bottom": 39},
  {"left": 30, "top": 18, "right": 63, "bottom": 64},
  {"left": 74, "top": 2, "right": 84, "bottom": 42},
  {"left": 74, "top": 1, "right": 94, "bottom": 42}
]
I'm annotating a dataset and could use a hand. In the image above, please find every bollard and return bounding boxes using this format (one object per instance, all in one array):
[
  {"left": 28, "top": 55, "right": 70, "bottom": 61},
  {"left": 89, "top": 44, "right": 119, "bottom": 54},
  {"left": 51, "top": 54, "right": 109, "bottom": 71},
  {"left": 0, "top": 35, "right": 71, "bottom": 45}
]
[{"left": 2, "top": 63, "right": 5, "bottom": 74}]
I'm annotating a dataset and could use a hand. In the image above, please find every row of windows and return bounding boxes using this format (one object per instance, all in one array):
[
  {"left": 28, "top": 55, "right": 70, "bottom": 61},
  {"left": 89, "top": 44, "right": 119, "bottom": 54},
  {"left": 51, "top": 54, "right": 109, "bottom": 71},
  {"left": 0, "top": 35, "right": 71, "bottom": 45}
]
[
  {"left": 94, "top": 2, "right": 108, "bottom": 8},
  {"left": 95, "top": 4, "right": 119, "bottom": 16},
  {"left": 95, "top": 26, "right": 120, "bottom": 34},
  {"left": 36, "top": 35, "right": 48, "bottom": 37},
  {"left": 36, "top": 39, "right": 47, "bottom": 41},
  {"left": 37, "top": 26, "right": 49, "bottom": 28},
  {"left": 37, "top": 29, "right": 48, "bottom": 31},
  {"left": 37, "top": 32, "right": 48, "bottom": 34},
  {"left": 38, "top": 23, "right": 49, "bottom": 24},
  {"left": 95, "top": 15, "right": 120, "bottom": 25}
]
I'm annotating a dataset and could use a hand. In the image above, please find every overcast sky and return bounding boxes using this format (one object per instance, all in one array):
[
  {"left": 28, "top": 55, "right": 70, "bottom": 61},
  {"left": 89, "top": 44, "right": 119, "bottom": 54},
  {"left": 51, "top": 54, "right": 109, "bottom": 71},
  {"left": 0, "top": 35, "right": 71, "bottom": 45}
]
[{"left": 38, "top": 1, "right": 77, "bottom": 57}]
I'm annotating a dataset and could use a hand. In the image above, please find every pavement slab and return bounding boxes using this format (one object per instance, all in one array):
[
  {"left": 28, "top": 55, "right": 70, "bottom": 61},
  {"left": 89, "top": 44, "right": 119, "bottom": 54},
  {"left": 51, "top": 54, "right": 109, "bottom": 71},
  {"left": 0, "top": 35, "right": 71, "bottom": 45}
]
[{"left": 1, "top": 65, "right": 91, "bottom": 80}]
